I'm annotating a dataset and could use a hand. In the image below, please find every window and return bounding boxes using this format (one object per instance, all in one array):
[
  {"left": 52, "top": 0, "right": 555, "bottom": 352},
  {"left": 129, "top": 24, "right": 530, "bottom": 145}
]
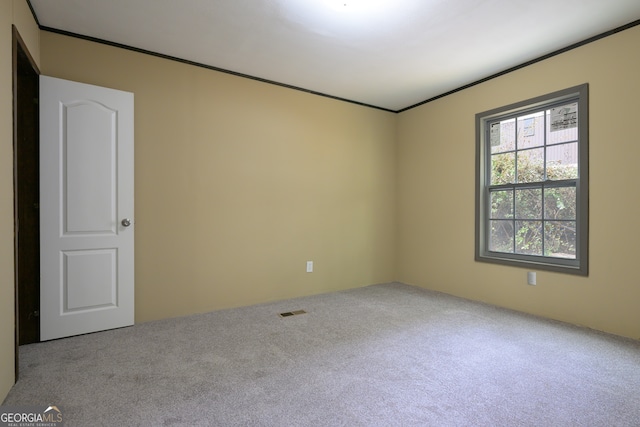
[{"left": 475, "top": 84, "right": 588, "bottom": 275}]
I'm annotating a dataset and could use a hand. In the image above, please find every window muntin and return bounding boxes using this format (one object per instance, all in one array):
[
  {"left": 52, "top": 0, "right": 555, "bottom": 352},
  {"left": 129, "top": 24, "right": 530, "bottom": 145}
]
[{"left": 476, "top": 85, "right": 588, "bottom": 275}]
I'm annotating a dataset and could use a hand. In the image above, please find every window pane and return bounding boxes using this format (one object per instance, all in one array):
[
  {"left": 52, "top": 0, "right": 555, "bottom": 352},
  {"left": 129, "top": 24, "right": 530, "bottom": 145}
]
[
  {"left": 549, "top": 102, "right": 578, "bottom": 133},
  {"left": 490, "top": 220, "right": 513, "bottom": 253},
  {"left": 491, "top": 118, "right": 515, "bottom": 154},
  {"left": 491, "top": 152, "right": 515, "bottom": 185},
  {"left": 517, "top": 148, "right": 544, "bottom": 183},
  {"left": 544, "top": 221, "right": 576, "bottom": 259},
  {"left": 490, "top": 189, "right": 513, "bottom": 219},
  {"left": 517, "top": 111, "right": 545, "bottom": 149},
  {"left": 515, "top": 220, "right": 542, "bottom": 255},
  {"left": 546, "top": 142, "right": 578, "bottom": 180},
  {"left": 547, "top": 110, "right": 578, "bottom": 145},
  {"left": 544, "top": 187, "right": 576, "bottom": 220},
  {"left": 515, "top": 188, "right": 542, "bottom": 219}
]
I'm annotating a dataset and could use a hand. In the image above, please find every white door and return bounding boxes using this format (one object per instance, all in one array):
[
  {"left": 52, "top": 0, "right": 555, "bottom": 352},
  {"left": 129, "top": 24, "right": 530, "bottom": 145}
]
[{"left": 40, "top": 75, "right": 134, "bottom": 341}]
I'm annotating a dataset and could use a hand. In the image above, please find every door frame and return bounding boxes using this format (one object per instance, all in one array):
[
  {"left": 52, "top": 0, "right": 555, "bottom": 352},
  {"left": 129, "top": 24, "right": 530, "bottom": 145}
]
[{"left": 13, "top": 25, "right": 41, "bottom": 380}]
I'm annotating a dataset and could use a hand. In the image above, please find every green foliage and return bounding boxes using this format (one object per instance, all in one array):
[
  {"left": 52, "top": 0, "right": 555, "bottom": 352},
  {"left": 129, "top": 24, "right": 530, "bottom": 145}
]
[{"left": 489, "top": 152, "right": 577, "bottom": 258}]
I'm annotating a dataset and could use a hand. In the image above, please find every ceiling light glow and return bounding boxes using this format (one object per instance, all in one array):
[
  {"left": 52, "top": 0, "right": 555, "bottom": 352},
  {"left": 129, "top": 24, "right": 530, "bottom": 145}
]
[
  {"left": 278, "top": 0, "right": 411, "bottom": 38},
  {"left": 325, "top": 0, "right": 389, "bottom": 12}
]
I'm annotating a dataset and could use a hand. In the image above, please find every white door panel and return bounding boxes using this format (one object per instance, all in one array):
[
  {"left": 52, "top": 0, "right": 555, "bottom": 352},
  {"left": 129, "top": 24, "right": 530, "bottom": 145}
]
[
  {"left": 40, "top": 75, "right": 134, "bottom": 341},
  {"left": 64, "top": 100, "right": 117, "bottom": 234}
]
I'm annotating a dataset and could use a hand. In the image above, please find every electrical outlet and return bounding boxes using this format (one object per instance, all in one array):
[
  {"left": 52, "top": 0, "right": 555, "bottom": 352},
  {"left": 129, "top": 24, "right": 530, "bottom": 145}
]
[
  {"left": 306, "top": 261, "right": 313, "bottom": 273},
  {"left": 527, "top": 271, "right": 536, "bottom": 285}
]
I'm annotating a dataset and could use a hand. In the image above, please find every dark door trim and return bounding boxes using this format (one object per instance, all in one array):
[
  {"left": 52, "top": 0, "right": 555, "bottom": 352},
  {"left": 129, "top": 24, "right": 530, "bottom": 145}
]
[{"left": 13, "top": 25, "right": 40, "bottom": 381}]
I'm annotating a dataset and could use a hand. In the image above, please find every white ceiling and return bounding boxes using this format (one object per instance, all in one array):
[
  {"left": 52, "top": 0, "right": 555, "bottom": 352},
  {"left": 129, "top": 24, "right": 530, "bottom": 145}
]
[{"left": 29, "top": 0, "right": 640, "bottom": 112}]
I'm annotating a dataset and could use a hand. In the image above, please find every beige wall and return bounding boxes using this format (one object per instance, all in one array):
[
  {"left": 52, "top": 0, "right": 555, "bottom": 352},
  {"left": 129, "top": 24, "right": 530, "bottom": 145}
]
[
  {"left": 1, "top": 0, "right": 40, "bottom": 404},
  {"left": 40, "top": 32, "right": 397, "bottom": 323},
  {"left": 397, "top": 25, "right": 640, "bottom": 340}
]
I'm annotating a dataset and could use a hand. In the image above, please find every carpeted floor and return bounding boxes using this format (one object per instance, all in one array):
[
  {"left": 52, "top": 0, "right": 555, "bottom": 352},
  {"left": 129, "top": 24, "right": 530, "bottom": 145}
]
[{"left": 3, "top": 282, "right": 640, "bottom": 426}]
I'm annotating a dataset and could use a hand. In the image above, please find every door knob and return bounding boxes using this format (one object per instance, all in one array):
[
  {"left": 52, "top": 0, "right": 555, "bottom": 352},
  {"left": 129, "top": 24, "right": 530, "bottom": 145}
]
[{"left": 121, "top": 218, "right": 132, "bottom": 227}]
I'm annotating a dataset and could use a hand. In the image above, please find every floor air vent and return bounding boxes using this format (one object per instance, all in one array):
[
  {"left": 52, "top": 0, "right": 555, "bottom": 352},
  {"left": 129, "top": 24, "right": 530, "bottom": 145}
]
[{"left": 279, "top": 310, "right": 307, "bottom": 318}]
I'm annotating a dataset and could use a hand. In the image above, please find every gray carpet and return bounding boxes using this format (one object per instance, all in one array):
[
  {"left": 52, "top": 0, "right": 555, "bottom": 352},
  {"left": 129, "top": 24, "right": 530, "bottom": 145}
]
[{"left": 3, "top": 282, "right": 640, "bottom": 426}]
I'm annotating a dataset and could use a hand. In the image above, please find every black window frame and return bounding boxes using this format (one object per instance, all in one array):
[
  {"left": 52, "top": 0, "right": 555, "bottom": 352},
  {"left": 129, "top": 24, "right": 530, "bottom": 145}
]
[{"left": 475, "top": 84, "right": 589, "bottom": 276}]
